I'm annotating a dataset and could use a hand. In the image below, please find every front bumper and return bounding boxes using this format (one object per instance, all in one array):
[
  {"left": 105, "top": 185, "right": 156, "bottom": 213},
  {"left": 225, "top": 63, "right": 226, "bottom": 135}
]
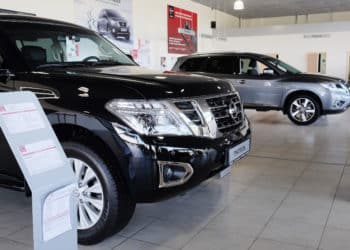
[
  {"left": 323, "top": 91, "right": 350, "bottom": 115},
  {"left": 115, "top": 118, "right": 251, "bottom": 202},
  {"left": 111, "top": 27, "right": 129, "bottom": 36}
]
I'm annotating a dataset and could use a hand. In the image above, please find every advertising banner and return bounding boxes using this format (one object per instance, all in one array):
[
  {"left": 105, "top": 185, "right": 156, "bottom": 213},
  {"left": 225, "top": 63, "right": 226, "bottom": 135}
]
[
  {"left": 167, "top": 5, "right": 198, "bottom": 54},
  {"left": 74, "top": 0, "right": 133, "bottom": 53}
]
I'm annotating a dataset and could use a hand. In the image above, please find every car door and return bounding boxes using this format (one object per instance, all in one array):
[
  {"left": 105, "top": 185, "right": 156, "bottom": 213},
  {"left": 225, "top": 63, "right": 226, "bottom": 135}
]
[{"left": 232, "top": 56, "right": 283, "bottom": 108}]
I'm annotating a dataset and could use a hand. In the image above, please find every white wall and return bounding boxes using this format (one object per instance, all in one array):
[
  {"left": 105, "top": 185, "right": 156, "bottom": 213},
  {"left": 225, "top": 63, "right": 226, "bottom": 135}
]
[
  {"left": 216, "top": 31, "right": 350, "bottom": 80},
  {"left": 0, "top": 0, "right": 75, "bottom": 22},
  {"left": 241, "top": 11, "right": 350, "bottom": 28}
]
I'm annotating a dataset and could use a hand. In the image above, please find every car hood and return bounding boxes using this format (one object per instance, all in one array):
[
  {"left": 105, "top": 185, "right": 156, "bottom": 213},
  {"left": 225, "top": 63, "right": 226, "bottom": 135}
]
[
  {"left": 285, "top": 73, "right": 346, "bottom": 84},
  {"left": 44, "top": 66, "right": 234, "bottom": 99}
]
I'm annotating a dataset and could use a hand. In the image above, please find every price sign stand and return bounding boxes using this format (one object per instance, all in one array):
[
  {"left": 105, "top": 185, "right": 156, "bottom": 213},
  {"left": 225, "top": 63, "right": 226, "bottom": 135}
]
[{"left": 0, "top": 92, "right": 77, "bottom": 250}]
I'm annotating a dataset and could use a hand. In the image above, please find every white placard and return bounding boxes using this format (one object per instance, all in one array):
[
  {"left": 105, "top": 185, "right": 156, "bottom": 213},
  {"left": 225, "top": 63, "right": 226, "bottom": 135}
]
[
  {"left": 0, "top": 102, "right": 45, "bottom": 134},
  {"left": 19, "top": 139, "right": 64, "bottom": 176},
  {"left": 66, "top": 36, "right": 80, "bottom": 62},
  {"left": 43, "top": 184, "right": 75, "bottom": 242}
]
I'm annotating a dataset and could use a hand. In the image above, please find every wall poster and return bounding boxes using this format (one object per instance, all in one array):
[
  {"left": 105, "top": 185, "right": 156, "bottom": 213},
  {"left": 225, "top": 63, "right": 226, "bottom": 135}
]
[
  {"left": 167, "top": 5, "right": 198, "bottom": 54},
  {"left": 74, "top": 0, "right": 133, "bottom": 53}
]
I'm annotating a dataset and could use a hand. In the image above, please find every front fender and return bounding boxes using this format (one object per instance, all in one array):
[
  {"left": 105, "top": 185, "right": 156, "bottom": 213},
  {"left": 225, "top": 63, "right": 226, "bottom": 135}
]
[{"left": 47, "top": 112, "right": 138, "bottom": 195}]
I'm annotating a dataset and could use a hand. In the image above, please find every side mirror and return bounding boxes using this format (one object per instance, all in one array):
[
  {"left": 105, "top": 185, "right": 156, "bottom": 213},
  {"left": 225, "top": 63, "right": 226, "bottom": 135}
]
[
  {"left": 0, "top": 69, "right": 14, "bottom": 83},
  {"left": 263, "top": 68, "right": 274, "bottom": 75}
]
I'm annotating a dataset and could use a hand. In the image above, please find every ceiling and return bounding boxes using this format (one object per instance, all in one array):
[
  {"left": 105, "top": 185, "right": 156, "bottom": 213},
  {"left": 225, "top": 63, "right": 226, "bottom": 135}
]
[{"left": 193, "top": 0, "right": 350, "bottom": 19}]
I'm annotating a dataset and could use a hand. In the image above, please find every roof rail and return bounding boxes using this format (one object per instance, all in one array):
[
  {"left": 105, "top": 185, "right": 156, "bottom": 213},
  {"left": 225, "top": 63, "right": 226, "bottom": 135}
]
[{"left": 0, "top": 8, "right": 36, "bottom": 16}]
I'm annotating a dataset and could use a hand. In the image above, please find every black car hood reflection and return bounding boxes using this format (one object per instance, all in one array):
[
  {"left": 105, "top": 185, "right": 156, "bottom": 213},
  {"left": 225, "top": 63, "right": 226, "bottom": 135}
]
[{"left": 44, "top": 65, "right": 233, "bottom": 99}]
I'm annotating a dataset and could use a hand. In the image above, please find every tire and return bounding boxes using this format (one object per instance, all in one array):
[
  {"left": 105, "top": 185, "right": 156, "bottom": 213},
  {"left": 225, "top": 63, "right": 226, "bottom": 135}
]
[
  {"left": 125, "top": 34, "right": 130, "bottom": 41},
  {"left": 286, "top": 94, "right": 321, "bottom": 125},
  {"left": 62, "top": 142, "right": 135, "bottom": 245}
]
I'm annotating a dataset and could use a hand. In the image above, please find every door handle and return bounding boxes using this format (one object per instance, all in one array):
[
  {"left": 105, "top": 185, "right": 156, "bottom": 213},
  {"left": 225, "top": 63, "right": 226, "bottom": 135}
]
[{"left": 237, "top": 80, "right": 246, "bottom": 84}]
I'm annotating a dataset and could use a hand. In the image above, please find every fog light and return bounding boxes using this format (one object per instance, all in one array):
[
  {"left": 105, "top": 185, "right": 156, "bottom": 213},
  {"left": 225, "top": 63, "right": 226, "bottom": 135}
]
[
  {"left": 333, "top": 100, "right": 345, "bottom": 108},
  {"left": 158, "top": 161, "right": 194, "bottom": 188}
]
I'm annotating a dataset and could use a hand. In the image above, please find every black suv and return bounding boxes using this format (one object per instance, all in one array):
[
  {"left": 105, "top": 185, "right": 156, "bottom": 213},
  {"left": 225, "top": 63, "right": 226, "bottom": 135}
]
[{"left": 0, "top": 15, "right": 251, "bottom": 244}]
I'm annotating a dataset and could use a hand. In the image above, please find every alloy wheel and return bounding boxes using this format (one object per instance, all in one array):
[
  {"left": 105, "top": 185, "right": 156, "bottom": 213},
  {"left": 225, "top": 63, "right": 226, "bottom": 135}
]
[
  {"left": 290, "top": 98, "right": 316, "bottom": 123},
  {"left": 70, "top": 158, "right": 104, "bottom": 230}
]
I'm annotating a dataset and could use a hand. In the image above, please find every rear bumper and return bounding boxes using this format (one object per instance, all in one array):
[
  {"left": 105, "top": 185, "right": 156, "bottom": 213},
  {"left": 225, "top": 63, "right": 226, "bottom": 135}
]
[{"left": 116, "top": 118, "right": 251, "bottom": 202}]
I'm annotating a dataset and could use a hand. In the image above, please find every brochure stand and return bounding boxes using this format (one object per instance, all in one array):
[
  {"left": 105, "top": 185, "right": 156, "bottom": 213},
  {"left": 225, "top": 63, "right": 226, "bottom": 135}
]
[{"left": 0, "top": 92, "right": 77, "bottom": 250}]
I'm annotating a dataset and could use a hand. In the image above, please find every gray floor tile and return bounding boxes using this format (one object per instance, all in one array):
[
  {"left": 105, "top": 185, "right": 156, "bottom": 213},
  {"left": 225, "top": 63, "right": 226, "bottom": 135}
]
[
  {"left": 327, "top": 200, "right": 350, "bottom": 230},
  {"left": 260, "top": 218, "right": 324, "bottom": 248},
  {"left": 131, "top": 220, "right": 199, "bottom": 249},
  {"left": 319, "top": 227, "right": 350, "bottom": 250},
  {"left": 0, "top": 238, "right": 30, "bottom": 250},
  {"left": 79, "top": 235, "right": 126, "bottom": 250},
  {"left": 113, "top": 239, "right": 174, "bottom": 250},
  {"left": 250, "top": 238, "right": 316, "bottom": 250},
  {"left": 182, "top": 229, "right": 254, "bottom": 250}
]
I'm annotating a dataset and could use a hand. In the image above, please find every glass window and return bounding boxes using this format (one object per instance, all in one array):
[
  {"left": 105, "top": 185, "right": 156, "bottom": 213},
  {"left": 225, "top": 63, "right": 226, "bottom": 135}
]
[
  {"left": 206, "top": 56, "right": 234, "bottom": 74},
  {"left": 263, "top": 57, "right": 301, "bottom": 74},
  {"left": 5, "top": 26, "right": 135, "bottom": 69},
  {"left": 179, "top": 58, "right": 205, "bottom": 72},
  {"left": 239, "top": 57, "right": 276, "bottom": 76}
]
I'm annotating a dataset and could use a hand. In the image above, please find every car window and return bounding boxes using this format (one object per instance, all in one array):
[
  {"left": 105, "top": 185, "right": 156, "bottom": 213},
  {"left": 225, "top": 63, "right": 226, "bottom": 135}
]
[
  {"left": 15, "top": 38, "right": 56, "bottom": 62},
  {"left": 240, "top": 57, "right": 276, "bottom": 76},
  {"left": 4, "top": 25, "right": 135, "bottom": 69},
  {"left": 206, "top": 56, "right": 235, "bottom": 74},
  {"left": 179, "top": 57, "right": 205, "bottom": 72}
]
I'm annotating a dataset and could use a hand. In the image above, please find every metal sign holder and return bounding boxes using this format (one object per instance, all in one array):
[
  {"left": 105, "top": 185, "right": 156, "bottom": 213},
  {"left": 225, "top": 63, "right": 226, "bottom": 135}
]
[{"left": 0, "top": 92, "right": 77, "bottom": 250}]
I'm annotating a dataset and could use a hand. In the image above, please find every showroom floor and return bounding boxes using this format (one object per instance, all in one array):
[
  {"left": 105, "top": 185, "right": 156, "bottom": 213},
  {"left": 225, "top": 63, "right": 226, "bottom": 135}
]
[{"left": 1, "top": 110, "right": 350, "bottom": 250}]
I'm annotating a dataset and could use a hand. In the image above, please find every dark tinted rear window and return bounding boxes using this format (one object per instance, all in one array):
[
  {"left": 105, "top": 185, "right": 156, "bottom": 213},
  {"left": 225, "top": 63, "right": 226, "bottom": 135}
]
[
  {"left": 206, "top": 56, "right": 235, "bottom": 74},
  {"left": 179, "top": 57, "right": 205, "bottom": 72}
]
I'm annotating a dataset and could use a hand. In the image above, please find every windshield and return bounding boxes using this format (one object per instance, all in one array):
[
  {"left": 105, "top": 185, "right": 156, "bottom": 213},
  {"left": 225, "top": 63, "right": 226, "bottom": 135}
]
[
  {"left": 264, "top": 57, "right": 301, "bottom": 74},
  {"left": 105, "top": 9, "right": 121, "bottom": 18},
  {"left": 6, "top": 25, "right": 135, "bottom": 69}
]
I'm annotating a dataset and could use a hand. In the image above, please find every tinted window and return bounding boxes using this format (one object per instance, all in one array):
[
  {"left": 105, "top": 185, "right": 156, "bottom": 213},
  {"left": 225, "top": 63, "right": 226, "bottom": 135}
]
[
  {"left": 106, "top": 10, "right": 121, "bottom": 18},
  {"left": 206, "top": 56, "right": 234, "bottom": 74},
  {"left": 179, "top": 58, "right": 205, "bottom": 72}
]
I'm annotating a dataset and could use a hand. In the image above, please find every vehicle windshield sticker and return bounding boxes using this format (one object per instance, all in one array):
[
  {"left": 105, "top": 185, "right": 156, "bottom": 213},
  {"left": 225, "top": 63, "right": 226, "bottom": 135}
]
[{"left": 66, "top": 36, "right": 80, "bottom": 62}]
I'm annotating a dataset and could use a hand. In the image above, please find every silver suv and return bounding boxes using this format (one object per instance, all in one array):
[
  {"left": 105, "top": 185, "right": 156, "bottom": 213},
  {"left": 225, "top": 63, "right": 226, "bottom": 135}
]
[{"left": 173, "top": 52, "right": 350, "bottom": 125}]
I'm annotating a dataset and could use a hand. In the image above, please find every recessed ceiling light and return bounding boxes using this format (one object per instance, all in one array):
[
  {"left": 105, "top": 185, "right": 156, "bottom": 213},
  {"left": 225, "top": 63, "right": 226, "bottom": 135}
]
[{"left": 234, "top": 0, "right": 245, "bottom": 10}]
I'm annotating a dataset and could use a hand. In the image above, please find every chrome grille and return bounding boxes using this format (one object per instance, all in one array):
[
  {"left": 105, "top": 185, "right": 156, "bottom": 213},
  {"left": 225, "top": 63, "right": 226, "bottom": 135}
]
[
  {"left": 174, "top": 101, "right": 203, "bottom": 126},
  {"left": 206, "top": 94, "right": 243, "bottom": 134}
]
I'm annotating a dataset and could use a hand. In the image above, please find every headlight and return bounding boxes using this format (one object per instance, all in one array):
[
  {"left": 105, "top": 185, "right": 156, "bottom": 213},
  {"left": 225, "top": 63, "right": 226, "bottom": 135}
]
[
  {"left": 321, "top": 82, "right": 350, "bottom": 95},
  {"left": 106, "top": 100, "right": 192, "bottom": 136},
  {"left": 321, "top": 83, "right": 338, "bottom": 89}
]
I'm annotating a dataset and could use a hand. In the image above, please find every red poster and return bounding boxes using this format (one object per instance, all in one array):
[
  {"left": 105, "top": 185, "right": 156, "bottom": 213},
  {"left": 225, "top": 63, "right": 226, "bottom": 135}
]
[{"left": 167, "top": 5, "right": 198, "bottom": 54}]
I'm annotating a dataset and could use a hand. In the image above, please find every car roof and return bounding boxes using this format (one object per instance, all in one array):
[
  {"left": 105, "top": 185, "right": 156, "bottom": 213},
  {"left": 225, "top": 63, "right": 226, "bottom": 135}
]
[
  {"left": 0, "top": 14, "right": 87, "bottom": 30},
  {"left": 180, "top": 52, "right": 273, "bottom": 59}
]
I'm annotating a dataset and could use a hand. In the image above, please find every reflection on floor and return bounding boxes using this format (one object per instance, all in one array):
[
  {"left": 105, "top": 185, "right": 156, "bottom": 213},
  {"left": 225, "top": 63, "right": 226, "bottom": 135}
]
[{"left": 1, "top": 110, "right": 350, "bottom": 250}]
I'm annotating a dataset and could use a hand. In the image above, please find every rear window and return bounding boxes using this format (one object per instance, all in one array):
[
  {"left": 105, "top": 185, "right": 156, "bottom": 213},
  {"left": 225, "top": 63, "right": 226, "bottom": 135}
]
[
  {"left": 206, "top": 56, "right": 235, "bottom": 74},
  {"left": 179, "top": 57, "right": 205, "bottom": 72}
]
